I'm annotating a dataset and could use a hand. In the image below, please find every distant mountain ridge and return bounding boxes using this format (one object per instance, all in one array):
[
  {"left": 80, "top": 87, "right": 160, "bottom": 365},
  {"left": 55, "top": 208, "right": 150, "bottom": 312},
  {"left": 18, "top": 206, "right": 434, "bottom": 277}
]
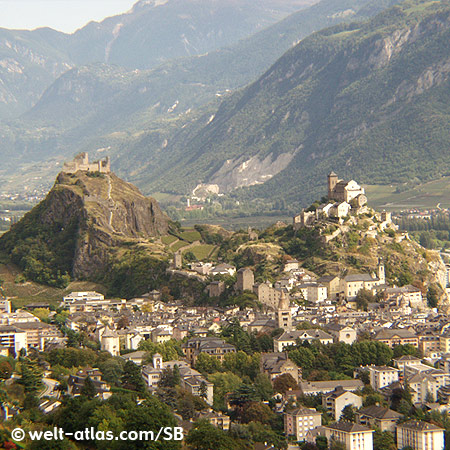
[{"left": 0, "top": 0, "right": 315, "bottom": 120}]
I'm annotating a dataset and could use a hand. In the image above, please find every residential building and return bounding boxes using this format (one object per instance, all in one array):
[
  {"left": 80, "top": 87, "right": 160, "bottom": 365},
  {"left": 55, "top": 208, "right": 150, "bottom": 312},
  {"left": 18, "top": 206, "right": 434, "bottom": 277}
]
[
  {"left": 393, "top": 355, "right": 422, "bottom": 373},
  {"left": 284, "top": 406, "right": 322, "bottom": 442},
  {"left": 323, "top": 422, "right": 373, "bottom": 450},
  {"left": 322, "top": 387, "right": 363, "bottom": 419},
  {"left": 299, "top": 379, "right": 364, "bottom": 396},
  {"left": 374, "top": 328, "right": 419, "bottom": 348},
  {"left": 260, "top": 352, "right": 301, "bottom": 383},
  {"left": 63, "top": 291, "right": 104, "bottom": 304},
  {"left": 367, "top": 366, "right": 400, "bottom": 391},
  {"left": 0, "top": 325, "right": 27, "bottom": 356},
  {"left": 182, "top": 337, "right": 236, "bottom": 364},
  {"left": 408, "top": 370, "right": 449, "bottom": 403},
  {"left": 355, "top": 405, "right": 402, "bottom": 433},
  {"left": 317, "top": 275, "right": 341, "bottom": 299},
  {"left": 439, "top": 332, "right": 450, "bottom": 353},
  {"left": 396, "top": 420, "right": 444, "bottom": 450},
  {"left": 255, "top": 282, "right": 284, "bottom": 310},
  {"left": 67, "top": 368, "right": 111, "bottom": 398},
  {"left": 274, "top": 330, "right": 333, "bottom": 352},
  {"left": 198, "top": 410, "right": 231, "bottom": 430}
]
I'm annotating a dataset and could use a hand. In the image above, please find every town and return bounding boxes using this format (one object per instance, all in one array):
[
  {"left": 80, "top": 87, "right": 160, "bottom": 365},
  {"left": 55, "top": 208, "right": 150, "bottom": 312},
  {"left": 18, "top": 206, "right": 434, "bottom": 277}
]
[{"left": 1, "top": 170, "right": 450, "bottom": 450}]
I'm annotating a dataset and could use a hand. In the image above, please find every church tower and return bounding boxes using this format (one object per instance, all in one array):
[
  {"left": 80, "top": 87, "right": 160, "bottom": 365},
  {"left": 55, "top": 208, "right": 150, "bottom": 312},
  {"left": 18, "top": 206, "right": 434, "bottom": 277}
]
[
  {"left": 153, "top": 353, "right": 163, "bottom": 369},
  {"left": 328, "top": 171, "right": 339, "bottom": 200},
  {"left": 377, "top": 258, "right": 385, "bottom": 284},
  {"left": 277, "top": 290, "right": 292, "bottom": 331}
]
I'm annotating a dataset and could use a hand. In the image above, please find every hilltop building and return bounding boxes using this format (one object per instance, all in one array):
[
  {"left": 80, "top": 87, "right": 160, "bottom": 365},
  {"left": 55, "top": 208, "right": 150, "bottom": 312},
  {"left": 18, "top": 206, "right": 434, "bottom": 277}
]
[
  {"left": 63, "top": 152, "right": 111, "bottom": 174},
  {"left": 327, "top": 172, "right": 367, "bottom": 206},
  {"left": 293, "top": 172, "right": 368, "bottom": 229}
]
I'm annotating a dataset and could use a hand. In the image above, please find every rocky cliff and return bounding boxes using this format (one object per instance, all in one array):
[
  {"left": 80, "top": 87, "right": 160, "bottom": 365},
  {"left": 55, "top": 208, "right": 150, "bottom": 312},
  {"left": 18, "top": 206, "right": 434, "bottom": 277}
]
[{"left": 0, "top": 170, "right": 170, "bottom": 285}]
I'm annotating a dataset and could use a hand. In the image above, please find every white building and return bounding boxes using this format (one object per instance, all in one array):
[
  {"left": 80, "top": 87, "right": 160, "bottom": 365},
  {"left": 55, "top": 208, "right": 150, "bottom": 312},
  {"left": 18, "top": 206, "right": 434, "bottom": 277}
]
[
  {"left": 323, "top": 422, "right": 373, "bottom": 450},
  {"left": 367, "top": 366, "right": 400, "bottom": 391},
  {"left": 0, "top": 325, "right": 27, "bottom": 356},
  {"left": 284, "top": 406, "right": 322, "bottom": 442},
  {"left": 99, "top": 326, "right": 120, "bottom": 356},
  {"left": 63, "top": 291, "right": 104, "bottom": 304},
  {"left": 322, "top": 387, "right": 363, "bottom": 419},
  {"left": 397, "top": 420, "right": 444, "bottom": 450}
]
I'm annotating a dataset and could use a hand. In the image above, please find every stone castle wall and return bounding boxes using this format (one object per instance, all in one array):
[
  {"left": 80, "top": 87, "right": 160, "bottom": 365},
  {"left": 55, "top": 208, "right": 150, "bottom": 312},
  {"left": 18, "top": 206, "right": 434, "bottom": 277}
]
[{"left": 63, "top": 152, "right": 111, "bottom": 174}]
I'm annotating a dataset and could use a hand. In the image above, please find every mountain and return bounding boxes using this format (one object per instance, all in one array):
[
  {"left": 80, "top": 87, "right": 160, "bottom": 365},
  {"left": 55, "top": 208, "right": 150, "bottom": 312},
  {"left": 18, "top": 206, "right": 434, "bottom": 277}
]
[
  {"left": 132, "top": 0, "right": 450, "bottom": 207},
  {"left": 0, "top": 28, "right": 72, "bottom": 119},
  {"left": 64, "top": 0, "right": 316, "bottom": 69},
  {"left": 0, "top": 0, "right": 314, "bottom": 120},
  {"left": 0, "top": 0, "right": 401, "bottom": 195},
  {"left": 0, "top": 163, "right": 170, "bottom": 287}
]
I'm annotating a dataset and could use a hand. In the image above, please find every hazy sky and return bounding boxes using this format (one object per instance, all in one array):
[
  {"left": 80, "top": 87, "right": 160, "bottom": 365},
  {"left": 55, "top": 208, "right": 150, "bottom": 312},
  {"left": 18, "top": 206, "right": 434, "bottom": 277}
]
[{"left": 0, "top": 0, "right": 139, "bottom": 33}]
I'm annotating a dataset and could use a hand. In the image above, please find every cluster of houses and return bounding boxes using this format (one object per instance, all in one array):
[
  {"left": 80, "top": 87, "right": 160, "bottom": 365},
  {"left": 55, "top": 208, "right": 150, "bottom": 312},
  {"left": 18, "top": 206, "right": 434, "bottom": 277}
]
[
  {"left": 0, "top": 301, "right": 64, "bottom": 355},
  {"left": 283, "top": 353, "right": 448, "bottom": 450}
]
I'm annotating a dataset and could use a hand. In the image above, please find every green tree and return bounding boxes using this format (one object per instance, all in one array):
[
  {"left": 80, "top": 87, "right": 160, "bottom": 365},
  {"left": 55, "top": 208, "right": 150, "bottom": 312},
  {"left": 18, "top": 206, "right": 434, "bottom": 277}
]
[
  {"left": 208, "top": 371, "right": 242, "bottom": 410},
  {"left": 373, "top": 431, "right": 396, "bottom": 450},
  {"left": 186, "top": 420, "right": 237, "bottom": 450},
  {"left": 158, "top": 367, "right": 181, "bottom": 389},
  {"left": 427, "top": 284, "right": 441, "bottom": 308},
  {"left": 0, "top": 359, "right": 13, "bottom": 379},
  {"left": 340, "top": 405, "right": 356, "bottom": 422},
  {"left": 81, "top": 376, "right": 97, "bottom": 399},
  {"left": 195, "top": 352, "right": 222, "bottom": 374},
  {"left": 121, "top": 361, "right": 146, "bottom": 393},
  {"left": 253, "top": 373, "right": 273, "bottom": 401},
  {"left": 355, "top": 289, "right": 375, "bottom": 311},
  {"left": 18, "top": 358, "right": 43, "bottom": 393},
  {"left": 273, "top": 373, "right": 298, "bottom": 394},
  {"left": 330, "top": 440, "right": 346, "bottom": 450}
]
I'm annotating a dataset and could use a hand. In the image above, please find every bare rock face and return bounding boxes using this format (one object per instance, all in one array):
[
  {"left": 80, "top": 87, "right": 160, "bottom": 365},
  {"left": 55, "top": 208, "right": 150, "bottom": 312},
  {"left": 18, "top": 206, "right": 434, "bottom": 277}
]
[{"left": 0, "top": 170, "right": 170, "bottom": 281}]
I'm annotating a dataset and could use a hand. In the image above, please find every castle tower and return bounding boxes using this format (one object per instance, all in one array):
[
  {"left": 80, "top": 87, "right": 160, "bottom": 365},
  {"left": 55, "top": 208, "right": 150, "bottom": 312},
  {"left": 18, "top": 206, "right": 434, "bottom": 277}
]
[
  {"left": 153, "top": 353, "right": 163, "bottom": 369},
  {"left": 100, "top": 326, "right": 120, "bottom": 356},
  {"left": 174, "top": 251, "right": 182, "bottom": 269},
  {"left": 328, "top": 171, "right": 339, "bottom": 200},
  {"left": 236, "top": 268, "right": 254, "bottom": 292},
  {"left": 277, "top": 290, "right": 292, "bottom": 330},
  {"left": 377, "top": 258, "right": 385, "bottom": 285}
]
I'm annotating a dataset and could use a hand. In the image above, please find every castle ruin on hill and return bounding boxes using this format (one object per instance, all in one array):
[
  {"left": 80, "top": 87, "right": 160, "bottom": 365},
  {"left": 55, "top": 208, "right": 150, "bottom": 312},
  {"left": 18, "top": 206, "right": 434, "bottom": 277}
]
[{"left": 62, "top": 153, "right": 111, "bottom": 174}]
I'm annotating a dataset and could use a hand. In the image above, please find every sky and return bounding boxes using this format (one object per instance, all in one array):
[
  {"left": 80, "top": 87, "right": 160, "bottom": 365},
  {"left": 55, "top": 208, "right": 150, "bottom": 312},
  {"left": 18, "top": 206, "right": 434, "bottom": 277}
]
[{"left": 0, "top": 0, "right": 139, "bottom": 33}]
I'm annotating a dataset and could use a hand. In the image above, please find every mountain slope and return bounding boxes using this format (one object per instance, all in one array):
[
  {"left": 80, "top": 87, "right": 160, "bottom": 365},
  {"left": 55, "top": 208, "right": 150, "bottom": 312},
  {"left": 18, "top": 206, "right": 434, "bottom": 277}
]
[
  {"left": 135, "top": 0, "right": 450, "bottom": 206},
  {"left": 0, "top": 28, "right": 72, "bottom": 119}
]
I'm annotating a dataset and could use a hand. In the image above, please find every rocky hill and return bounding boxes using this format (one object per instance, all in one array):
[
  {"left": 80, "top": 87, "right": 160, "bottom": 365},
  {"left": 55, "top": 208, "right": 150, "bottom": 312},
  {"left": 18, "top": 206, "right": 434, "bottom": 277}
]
[{"left": 0, "top": 166, "right": 170, "bottom": 286}]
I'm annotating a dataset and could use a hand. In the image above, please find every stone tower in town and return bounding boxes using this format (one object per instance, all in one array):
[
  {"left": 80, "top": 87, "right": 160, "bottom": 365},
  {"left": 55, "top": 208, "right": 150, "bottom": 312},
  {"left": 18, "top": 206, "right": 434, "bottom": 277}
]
[
  {"left": 277, "top": 290, "right": 292, "bottom": 331},
  {"left": 378, "top": 258, "right": 385, "bottom": 285},
  {"left": 236, "top": 268, "right": 254, "bottom": 292},
  {"left": 328, "top": 171, "right": 339, "bottom": 199}
]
